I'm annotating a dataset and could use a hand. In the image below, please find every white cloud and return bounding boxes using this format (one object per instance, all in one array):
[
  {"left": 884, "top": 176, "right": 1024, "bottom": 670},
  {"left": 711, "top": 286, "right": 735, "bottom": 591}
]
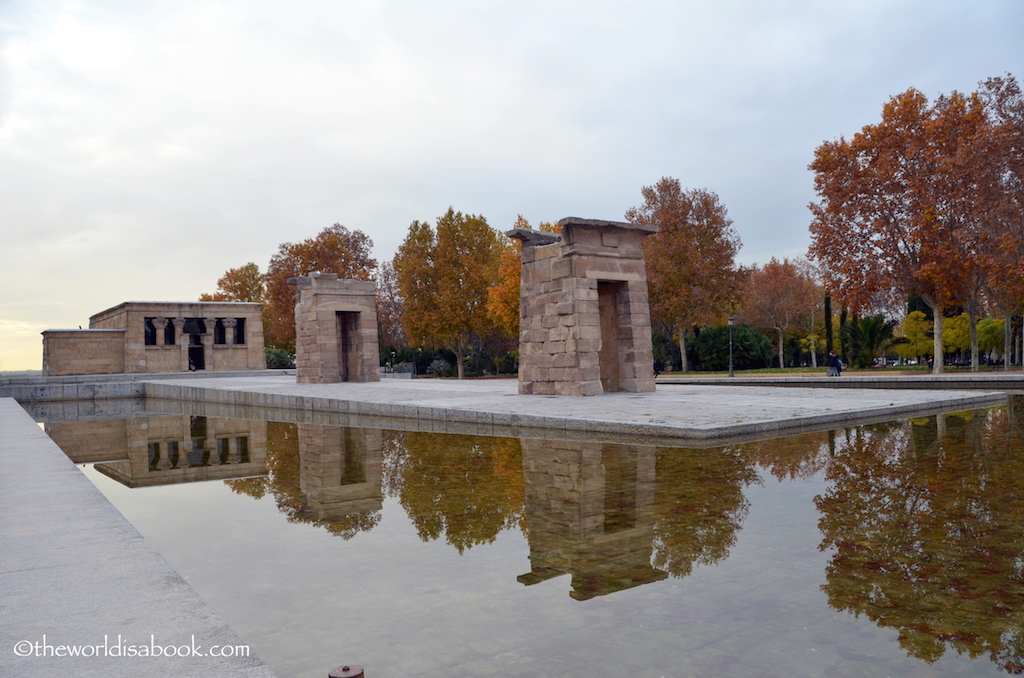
[{"left": 0, "top": 0, "right": 1021, "bottom": 368}]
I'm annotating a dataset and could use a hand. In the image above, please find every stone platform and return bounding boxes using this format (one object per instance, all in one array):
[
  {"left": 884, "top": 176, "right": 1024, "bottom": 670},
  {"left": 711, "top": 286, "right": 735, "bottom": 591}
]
[{"left": 134, "top": 374, "right": 1010, "bottom": 446}]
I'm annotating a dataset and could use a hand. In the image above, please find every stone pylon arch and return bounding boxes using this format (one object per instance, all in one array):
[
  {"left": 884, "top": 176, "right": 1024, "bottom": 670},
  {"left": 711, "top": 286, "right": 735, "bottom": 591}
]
[{"left": 508, "top": 217, "right": 657, "bottom": 396}]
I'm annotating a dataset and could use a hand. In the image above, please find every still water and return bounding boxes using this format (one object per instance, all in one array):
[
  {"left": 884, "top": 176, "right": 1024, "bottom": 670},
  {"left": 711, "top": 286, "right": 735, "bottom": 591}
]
[{"left": 42, "top": 400, "right": 1024, "bottom": 678}]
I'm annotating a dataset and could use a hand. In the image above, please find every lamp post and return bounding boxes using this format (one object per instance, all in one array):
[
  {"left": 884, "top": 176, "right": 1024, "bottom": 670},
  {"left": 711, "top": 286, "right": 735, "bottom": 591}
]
[{"left": 728, "top": 316, "right": 735, "bottom": 378}]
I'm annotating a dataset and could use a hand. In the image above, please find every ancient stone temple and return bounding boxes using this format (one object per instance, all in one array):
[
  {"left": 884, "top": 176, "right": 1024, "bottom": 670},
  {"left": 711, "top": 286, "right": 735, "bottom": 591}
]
[
  {"left": 42, "top": 301, "right": 266, "bottom": 376},
  {"left": 290, "top": 273, "right": 380, "bottom": 384},
  {"left": 508, "top": 217, "right": 658, "bottom": 396}
]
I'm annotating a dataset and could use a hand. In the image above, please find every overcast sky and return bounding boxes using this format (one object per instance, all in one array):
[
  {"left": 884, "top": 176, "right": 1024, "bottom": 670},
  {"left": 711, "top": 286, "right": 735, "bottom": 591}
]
[{"left": 1, "top": 0, "right": 1022, "bottom": 371}]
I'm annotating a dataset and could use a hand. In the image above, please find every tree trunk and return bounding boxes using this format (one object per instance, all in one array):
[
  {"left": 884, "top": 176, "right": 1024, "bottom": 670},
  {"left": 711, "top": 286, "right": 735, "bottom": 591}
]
[
  {"left": 1005, "top": 310, "right": 1013, "bottom": 371},
  {"left": 778, "top": 329, "right": 785, "bottom": 369},
  {"left": 932, "top": 312, "right": 944, "bottom": 375},
  {"left": 809, "top": 306, "right": 818, "bottom": 368},
  {"left": 921, "top": 295, "right": 943, "bottom": 374},
  {"left": 968, "top": 310, "right": 979, "bottom": 372},
  {"left": 454, "top": 344, "right": 465, "bottom": 379},
  {"left": 824, "top": 293, "right": 833, "bottom": 354},
  {"left": 679, "top": 332, "right": 689, "bottom": 373}
]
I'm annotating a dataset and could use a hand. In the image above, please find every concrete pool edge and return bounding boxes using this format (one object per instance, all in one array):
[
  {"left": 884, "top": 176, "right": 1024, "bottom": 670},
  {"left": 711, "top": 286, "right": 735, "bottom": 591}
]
[{"left": 0, "top": 398, "right": 282, "bottom": 678}]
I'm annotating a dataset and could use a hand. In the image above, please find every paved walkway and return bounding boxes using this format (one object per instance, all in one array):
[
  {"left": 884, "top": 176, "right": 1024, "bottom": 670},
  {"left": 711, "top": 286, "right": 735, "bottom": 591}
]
[
  {"left": 0, "top": 398, "right": 281, "bottom": 678},
  {"left": 142, "top": 374, "right": 1010, "bottom": 444}
]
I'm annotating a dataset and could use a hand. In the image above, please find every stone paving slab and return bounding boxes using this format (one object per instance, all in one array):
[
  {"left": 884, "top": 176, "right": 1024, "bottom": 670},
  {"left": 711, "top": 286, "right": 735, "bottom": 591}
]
[
  {"left": 141, "top": 375, "right": 1009, "bottom": 444},
  {"left": 0, "top": 398, "right": 281, "bottom": 678}
]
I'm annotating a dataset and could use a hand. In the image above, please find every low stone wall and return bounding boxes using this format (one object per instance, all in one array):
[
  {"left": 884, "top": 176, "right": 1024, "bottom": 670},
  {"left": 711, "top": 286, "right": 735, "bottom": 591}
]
[
  {"left": 0, "top": 370, "right": 293, "bottom": 403},
  {"left": 42, "top": 329, "right": 125, "bottom": 376}
]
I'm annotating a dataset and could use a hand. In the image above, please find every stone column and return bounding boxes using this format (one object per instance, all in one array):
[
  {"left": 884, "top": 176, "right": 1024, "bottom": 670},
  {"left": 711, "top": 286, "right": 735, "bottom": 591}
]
[
  {"left": 202, "top": 317, "right": 216, "bottom": 369},
  {"left": 177, "top": 319, "right": 192, "bottom": 371},
  {"left": 222, "top": 318, "right": 237, "bottom": 346}
]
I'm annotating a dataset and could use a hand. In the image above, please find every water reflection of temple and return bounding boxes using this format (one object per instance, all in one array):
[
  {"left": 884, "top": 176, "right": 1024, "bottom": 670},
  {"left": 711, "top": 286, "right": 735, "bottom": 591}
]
[
  {"left": 296, "top": 425, "right": 383, "bottom": 524},
  {"left": 46, "top": 416, "right": 267, "bottom": 487},
  {"left": 518, "top": 439, "right": 667, "bottom": 600}
]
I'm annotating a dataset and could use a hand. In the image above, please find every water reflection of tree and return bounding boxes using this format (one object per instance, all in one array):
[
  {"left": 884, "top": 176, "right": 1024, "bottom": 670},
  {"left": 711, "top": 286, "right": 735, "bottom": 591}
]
[
  {"left": 816, "top": 408, "right": 1024, "bottom": 672},
  {"left": 390, "top": 432, "right": 525, "bottom": 553},
  {"left": 652, "top": 446, "right": 760, "bottom": 577},
  {"left": 225, "top": 422, "right": 381, "bottom": 539},
  {"left": 741, "top": 429, "right": 832, "bottom": 481}
]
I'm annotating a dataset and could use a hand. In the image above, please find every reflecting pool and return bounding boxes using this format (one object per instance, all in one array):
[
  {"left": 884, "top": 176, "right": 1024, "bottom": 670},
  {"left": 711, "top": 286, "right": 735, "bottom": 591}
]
[{"left": 40, "top": 398, "right": 1024, "bottom": 677}]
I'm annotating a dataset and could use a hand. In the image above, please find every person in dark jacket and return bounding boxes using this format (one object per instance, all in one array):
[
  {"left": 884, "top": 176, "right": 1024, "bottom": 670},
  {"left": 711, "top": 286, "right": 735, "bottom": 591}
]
[{"left": 828, "top": 351, "right": 842, "bottom": 377}]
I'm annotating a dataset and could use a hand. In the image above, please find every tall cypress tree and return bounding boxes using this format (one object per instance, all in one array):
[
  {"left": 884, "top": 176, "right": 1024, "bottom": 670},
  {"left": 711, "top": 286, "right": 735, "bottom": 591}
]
[{"left": 824, "top": 293, "right": 833, "bottom": 355}]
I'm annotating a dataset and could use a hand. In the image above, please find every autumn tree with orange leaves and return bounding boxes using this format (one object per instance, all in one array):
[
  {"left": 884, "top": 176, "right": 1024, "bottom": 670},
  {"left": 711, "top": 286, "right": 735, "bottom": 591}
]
[
  {"left": 809, "top": 78, "right": 1024, "bottom": 373},
  {"left": 263, "top": 224, "right": 376, "bottom": 349},
  {"left": 738, "top": 257, "right": 817, "bottom": 368},
  {"left": 393, "top": 208, "right": 502, "bottom": 379},
  {"left": 626, "top": 178, "right": 744, "bottom": 372},
  {"left": 487, "top": 215, "right": 561, "bottom": 344},
  {"left": 200, "top": 262, "right": 265, "bottom": 303},
  {"left": 977, "top": 75, "right": 1024, "bottom": 369}
]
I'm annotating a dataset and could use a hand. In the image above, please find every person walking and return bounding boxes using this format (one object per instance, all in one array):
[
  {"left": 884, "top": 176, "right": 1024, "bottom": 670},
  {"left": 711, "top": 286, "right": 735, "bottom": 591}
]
[{"left": 828, "top": 351, "right": 842, "bottom": 377}]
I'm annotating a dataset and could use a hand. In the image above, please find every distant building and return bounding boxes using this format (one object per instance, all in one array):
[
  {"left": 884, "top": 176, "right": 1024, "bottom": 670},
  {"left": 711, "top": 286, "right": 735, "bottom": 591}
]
[{"left": 42, "top": 301, "right": 266, "bottom": 376}]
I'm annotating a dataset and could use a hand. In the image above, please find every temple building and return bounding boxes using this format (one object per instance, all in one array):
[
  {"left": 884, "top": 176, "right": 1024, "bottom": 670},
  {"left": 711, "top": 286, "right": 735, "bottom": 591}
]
[
  {"left": 509, "top": 217, "right": 658, "bottom": 396},
  {"left": 42, "top": 301, "right": 266, "bottom": 376}
]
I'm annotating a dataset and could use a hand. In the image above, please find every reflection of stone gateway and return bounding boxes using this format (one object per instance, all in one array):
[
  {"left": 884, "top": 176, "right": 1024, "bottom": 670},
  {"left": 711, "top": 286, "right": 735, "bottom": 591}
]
[
  {"left": 517, "top": 438, "right": 666, "bottom": 600},
  {"left": 508, "top": 218, "right": 658, "bottom": 396},
  {"left": 297, "top": 425, "right": 383, "bottom": 525}
]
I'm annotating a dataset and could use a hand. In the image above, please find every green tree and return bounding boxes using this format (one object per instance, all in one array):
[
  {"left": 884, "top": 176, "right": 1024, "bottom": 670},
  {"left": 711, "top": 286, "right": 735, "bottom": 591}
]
[
  {"left": 842, "top": 314, "right": 903, "bottom": 368},
  {"left": 895, "top": 310, "right": 933, "bottom": 364},
  {"left": 943, "top": 312, "right": 972, "bottom": 357},
  {"left": 978, "top": 317, "right": 1005, "bottom": 356},
  {"left": 692, "top": 324, "right": 773, "bottom": 371},
  {"left": 394, "top": 208, "right": 502, "bottom": 379}
]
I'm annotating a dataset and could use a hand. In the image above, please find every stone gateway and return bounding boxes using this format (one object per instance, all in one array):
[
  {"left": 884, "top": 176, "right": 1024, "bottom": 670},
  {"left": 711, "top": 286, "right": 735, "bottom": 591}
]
[
  {"left": 508, "top": 217, "right": 658, "bottom": 396},
  {"left": 290, "top": 273, "right": 381, "bottom": 384}
]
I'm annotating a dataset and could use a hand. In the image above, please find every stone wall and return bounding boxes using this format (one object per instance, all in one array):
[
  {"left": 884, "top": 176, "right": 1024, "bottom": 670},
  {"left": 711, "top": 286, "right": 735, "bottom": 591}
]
[
  {"left": 42, "top": 330, "right": 125, "bottom": 376},
  {"left": 510, "top": 217, "right": 657, "bottom": 396},
  {"left": 291, "top": 274, "right": 381, "bottom": 384}
]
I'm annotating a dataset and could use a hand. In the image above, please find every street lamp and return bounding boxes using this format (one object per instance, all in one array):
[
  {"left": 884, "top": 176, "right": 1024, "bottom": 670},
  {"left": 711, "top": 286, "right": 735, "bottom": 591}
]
[{"left": 728, "top": 316, "right": 735, "bottom": 378}]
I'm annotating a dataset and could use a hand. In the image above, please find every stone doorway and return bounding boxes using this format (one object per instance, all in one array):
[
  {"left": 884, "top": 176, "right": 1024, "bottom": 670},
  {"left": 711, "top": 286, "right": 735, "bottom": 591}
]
[
  {"left": 336, "top": 311, "right": 359, "bottom": 382},
  {"left": 598, "top": 281, "right": 623, "bottom": 392},
  {"left": 188, "top": 342, "right": 205, "bottom": 370}
]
